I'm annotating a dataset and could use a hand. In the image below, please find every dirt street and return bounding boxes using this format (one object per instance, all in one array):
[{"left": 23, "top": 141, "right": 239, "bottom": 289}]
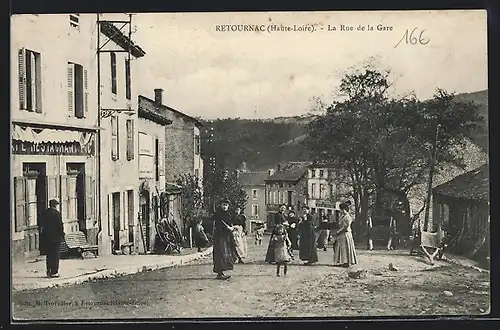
[{"left": 12, "top": 236, "right": 490, "bottom": 319}]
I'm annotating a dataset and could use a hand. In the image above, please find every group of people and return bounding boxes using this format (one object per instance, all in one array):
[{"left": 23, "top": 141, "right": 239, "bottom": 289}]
[{"left": 209, "top": 198, "right": 358, "bottom": 280}]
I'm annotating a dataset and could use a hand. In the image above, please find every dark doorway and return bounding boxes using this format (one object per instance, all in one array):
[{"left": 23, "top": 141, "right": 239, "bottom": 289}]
[
  {"left": 287, "top": 191, "right": 293, "bottom": 208},
  {"left": 140, "top": 191, "right": 150, "bottom": 251},
  {"left": 66, "top": 163, "right": 85, "bottom": 232},
  {"left": 23, "top": 163, "right": 47, "bottom": 257},
  {"left": 112, "top": 192, "right": 121, "bottom": 251}
]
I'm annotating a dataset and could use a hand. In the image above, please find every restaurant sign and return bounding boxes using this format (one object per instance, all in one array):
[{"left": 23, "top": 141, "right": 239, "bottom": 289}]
[{"left": 12, "top": 140, "right": 94, "bottom": 156}]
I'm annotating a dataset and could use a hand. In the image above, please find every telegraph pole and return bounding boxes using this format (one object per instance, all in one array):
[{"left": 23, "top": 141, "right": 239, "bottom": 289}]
[{"left": 423, "top": 123, "right": 441, "bottom": 232}]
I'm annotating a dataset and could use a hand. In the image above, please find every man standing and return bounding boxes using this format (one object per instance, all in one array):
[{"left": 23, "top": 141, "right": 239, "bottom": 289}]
[{"left": 40, "top": 199, "right": 65, "bottom": 278}]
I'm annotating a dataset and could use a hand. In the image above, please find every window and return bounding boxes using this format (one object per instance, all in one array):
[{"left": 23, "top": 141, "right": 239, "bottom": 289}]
[
  {"left": 111, "top": 116, "right": 119, "bottom": 160},
  {"left": 69, "top": 14, "right": 80, "bottom": 29},
  {"left": 319, "top": 169, "right": 324, "bottom": 177},
  {"left": 311, "top": 169, "right": 316, "bottom": 178},
  {"left": 68, "top": 62, "right": 87, "bottom": 118},
  {"left": 311, "top": 183, "right": 317, "bottom": 198},
  {"left": 252, "top": 204, "right": 259, "bottom": 217},
  {"left": 252, "top": 189, "right": 258, "bottom": 199},
  {"left": 126, "top": 119, "right": 134, "bottom": 161},
  {"left": 110, "top": 52, "right": 117, "bottom": 95},
  {"left": 319, "top": 184, "right": 325, "bottom": 199},
  {"left": 125, "top": 59, "right": 131, "bottom": 100},
  {"left": 194, "top": 135, "right": 201, "bottom": 155},
  {"left": 18, "top": 49, "right": 41, "bottom": 113}
]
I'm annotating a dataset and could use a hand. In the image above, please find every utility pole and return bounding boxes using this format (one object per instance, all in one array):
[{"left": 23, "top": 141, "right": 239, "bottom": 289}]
[{"left": 423, "top": 123, "right": 441, "bottom": 232}]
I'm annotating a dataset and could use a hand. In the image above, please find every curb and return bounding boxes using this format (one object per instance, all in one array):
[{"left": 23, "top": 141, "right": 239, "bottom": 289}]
[{"left": 12, "top": 247, "right": 213, "bottom": 293}]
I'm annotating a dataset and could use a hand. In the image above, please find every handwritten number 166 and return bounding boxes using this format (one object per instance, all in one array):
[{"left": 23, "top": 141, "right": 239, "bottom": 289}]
[{"left": 394, "top": 28, "right": 430, "bottom": 48}]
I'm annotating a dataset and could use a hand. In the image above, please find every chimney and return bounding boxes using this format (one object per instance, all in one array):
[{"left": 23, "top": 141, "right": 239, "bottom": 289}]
[
  {"left": 154, "top": 88, "right": 163, "bottom": 104},
  {"left": 268, "top": 168, "right": 275, "bottom": 176}
]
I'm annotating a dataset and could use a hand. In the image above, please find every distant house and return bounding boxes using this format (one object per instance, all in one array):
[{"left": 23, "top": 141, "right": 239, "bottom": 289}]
[
  {"left": 432, "top": 163, "right": 489, "bottom": 262},
  {"left": 237, "top": 169, "right": 268, "bottom": 232}
]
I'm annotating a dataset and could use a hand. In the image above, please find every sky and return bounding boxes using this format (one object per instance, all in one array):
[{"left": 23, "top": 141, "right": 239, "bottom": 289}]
[{"left": 125, "top": 11, "right": 487, "bottom": 120}]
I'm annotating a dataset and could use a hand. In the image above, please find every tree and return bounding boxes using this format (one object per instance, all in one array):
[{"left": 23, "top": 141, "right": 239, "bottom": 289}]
[
  {"left": 203, "top": 168, "right": 248, "bottom": 216},
  {"left": 304, "top": 63, "right": 483, "bottom": 239},
  {"left": 175, "top": 173, "right": 204, "bottom": 233}
]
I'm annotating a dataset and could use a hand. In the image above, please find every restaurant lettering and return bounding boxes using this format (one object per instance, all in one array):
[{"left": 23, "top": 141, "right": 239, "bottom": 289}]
[{"left": 12, "top": 140, "right": 93, "bottom": 156}]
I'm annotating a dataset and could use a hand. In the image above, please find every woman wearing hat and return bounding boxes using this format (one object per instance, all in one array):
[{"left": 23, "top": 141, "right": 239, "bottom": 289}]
[
  {"left": 231, "top": 205, "right": 248, "bottom": 263},
  {"left": 333, "top": 202, "right": 358, "bottom": 267},
  {"left": 298, "top": 205, "right": 319, "bottom": 265},
  {"left": 287, "top": 210, "right": 300, "bottom": 251},
  {"left": 212, "top": 198, "right": 239, "bottom": 280}
]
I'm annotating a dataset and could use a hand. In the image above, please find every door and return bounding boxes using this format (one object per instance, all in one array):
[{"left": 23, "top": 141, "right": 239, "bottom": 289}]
[
  {"left": 66, "top": 163, "right": 86, "bottom": 232},
  {"left": 22, "top": 163, "right": 47, "bottom": 259},
  {"left": 287, "top": 191, "right": 293, "bottom": 208},
  {"left": 112, "top": 192, "right": 121, "bottom": 251},
  {"left": 140, "top": 191, "right": 150, "bottom": 251}
]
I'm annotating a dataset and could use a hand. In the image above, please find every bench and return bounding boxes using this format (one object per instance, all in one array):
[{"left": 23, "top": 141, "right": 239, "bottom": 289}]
[
  {"left": 59, "top": 231, "right": 99, "bottom": 259},
  {"left": 410, "top": 230, "right": 445, "bottom": 265}
]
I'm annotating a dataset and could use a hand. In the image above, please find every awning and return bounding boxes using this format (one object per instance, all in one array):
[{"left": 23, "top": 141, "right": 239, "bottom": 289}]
[{"left": 12, "top": 124, "right": 89, "bottom": 144}]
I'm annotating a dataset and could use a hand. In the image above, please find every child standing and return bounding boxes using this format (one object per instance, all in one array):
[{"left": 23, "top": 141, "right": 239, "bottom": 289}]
[
  {"left": 254, "top": 223, "right": 265, "bottom": 245},
  {"left": 271, "top": 224, "right": 292, "bottom": 277},
  {"left": 193, "top": 219, "right": 209, "bottom": 252}
]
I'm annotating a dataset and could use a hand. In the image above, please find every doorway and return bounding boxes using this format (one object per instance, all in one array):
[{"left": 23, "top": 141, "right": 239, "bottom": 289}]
[
  {"left": 140, "top": 191, "right": 150, "bottom": 251},
  {"left": 22, "top": 163, "right": 47, "bottom": 257},
  {"left": 112, "top": 192, "right": 121, "bottom": 251},
  {"left": 66, "top": 163, "right": 86, "bottom": 232}
]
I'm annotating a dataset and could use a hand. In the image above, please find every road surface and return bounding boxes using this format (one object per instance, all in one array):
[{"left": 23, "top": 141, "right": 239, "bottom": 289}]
[{"left": 12, "top": 236, "right": 490, "bottom": 319}]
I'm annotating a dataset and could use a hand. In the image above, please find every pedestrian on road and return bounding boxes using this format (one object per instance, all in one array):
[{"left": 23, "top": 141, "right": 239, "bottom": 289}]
[
  {"left": 254, "top": 223, "right": 265, "bottom": 245},
  {"left": 298, "top": 205, "right": 319, "bottom": 265},
  {"left": 333, "top": 202, "right": 358, "bottom": 267},
  {"left": 40, "top": 199, "right": 65, "bottom": 278},
  {"left": 265, "top": 205, "right": 288, "bottom": 263},
  {"left": 270, "top": 224, "right": 292, "bottom": 276},
  {"left": 287, "top": 210, "right": 300, "bottom": 251},
  {"left": 212, "top": 198, "right": 239, "bottom": 280},
  {"left": 231, "top": 206, "right": 248, "bottom": 263},
  {"left": 317, "top": 215, "right": 331, "bottom": 251},
  {"left": 194, "top": 219, "right": 209, "bottom": 252}
]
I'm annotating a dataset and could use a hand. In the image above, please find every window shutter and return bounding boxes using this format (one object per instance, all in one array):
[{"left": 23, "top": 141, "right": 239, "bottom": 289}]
[
  {"left": 14, "top": 177, "right": 27, "bottom": 232},
  {"left": 47, "top": 175, "right": 61, "bottom": 203},
  {"left": 125, "top": 59, "right": 131, "bottom": 100},
  {"left": 110, "top": 52, "right": 117, "bottom": 94},
  {"left": 111, "top": 116, "right": 118, "bottom": 160},
  {"left": 18, "top": 49, "right": 27, "bottom": 110},
  {"left": 158, "top": 140, "right": 164, "bottom": 175},
  {"left": 126, "top": 119, "right": 134, "bottom": 161},
  {"left": 67, "top": 63, "right": 74, "bottom": 116},
  {"left": 84, "top": 69, "right": 89, "bottom": 113},
  {"left": 30, "top": 52, "right": 37, "bottom": 112},
  {"left": 26, "top": 178, "right": 38, "bottom": 227},
  {"left": 85, "top": 176, "right": 95, "bottom": 223}
]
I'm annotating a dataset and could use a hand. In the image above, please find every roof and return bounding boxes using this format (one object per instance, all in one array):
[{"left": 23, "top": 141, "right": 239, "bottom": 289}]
[
  {"left": 433, "top": 163, "right": 489, "bottom": 201},
  {"left": 138, "top": 96, "right": 203, "bottom": 128},
  {"left": 99, "top": 21, "right": 146, "bottom": 58},
  {"left": 238, "top": 171, "right": 268, "bottom": 186},
  {"left": 265, "top": 161, "right": 311, "bottom": 182},
  {"left": 138, "top": 106, "right": 173, "bottom": 126}
]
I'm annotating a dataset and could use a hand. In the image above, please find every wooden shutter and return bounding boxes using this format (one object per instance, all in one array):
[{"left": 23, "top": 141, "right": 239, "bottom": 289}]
[
  {"left": 126, "top": 119, "right": 134, "bottom": 160},
  {"left": 26, "top": 178, "right": 38, "bottom": 227},
  {"left": 14, "top": 177, "right": 27, "bottom": 232},
  {"left": 84, "top": 69, "right": 89, "bottom": 114},
  {"left": 111, "top": 116, "right": 118, "bottom": 160},
  {"left": 30, "top": 52, "right": 38, "bottom": 113},
  {"left": 85, "top": 176, "right": 95, "bottom": 223},
  {"left": 47, "top": 175, "right": 61, "bottom": 205},
  {"left": 158, "top": 139, "right": 164, "bottom": 176},
  {"left": 125, "top": 59, "right": 131, "bottom": 100},
  {"left": 18, "top": 49, "right": 27, "bottom": 110},
  {"left": 67, "top": 63, "right": 74, "bottom": 116},
  {"left": 110, "top": 52, "right": 117, "bottom": 94}
]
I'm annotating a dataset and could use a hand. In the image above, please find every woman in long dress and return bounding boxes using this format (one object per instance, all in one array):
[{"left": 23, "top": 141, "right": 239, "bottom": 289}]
[
  {"left": 287, "top": 210, "right": 300, "bottom": 251},
  {"left": 212, "top": 199, "right": 239, "bottom": 280},
  {"left": 333, "top": 202, "right": 358, "bottom": 267},
  {"left": 317, "top": 215, "right": 331, "bottom": 251},
  {"left": 232, "top": 206, "right": 248, "bottom": 263},
  {"left": 298, "top": 205, "right": 319, "bottom": 265}
]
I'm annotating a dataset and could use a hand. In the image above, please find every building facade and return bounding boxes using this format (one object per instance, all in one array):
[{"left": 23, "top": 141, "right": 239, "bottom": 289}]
[
  {"left": 137, "top": 97, "right": 172, "bottom": 252},
  {"left": 11, "top": 14, "right": 99, "bottom": 261},
  {"left": 302, "top": 165, "right": 342, "bottom": 220},
  {"left": 139, "top": 89, "right": 204, "bottom": 187},
  {"left": 237, "top": 169, "right": 268, "bottom": 232},
  {"left": 97, "top": 14, "right": 146, "bottom": 255}
]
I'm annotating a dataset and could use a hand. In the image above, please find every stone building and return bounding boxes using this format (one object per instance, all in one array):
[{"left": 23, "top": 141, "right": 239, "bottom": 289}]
[
  {"left": 237, "top": 166, "right": 268, "bottom": 232},
  {"left": 11, "top": 14, "right": 99, "bottom": 261},
  {"left": 138, "top": 89, "right": 204, "bottom": 187}
]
